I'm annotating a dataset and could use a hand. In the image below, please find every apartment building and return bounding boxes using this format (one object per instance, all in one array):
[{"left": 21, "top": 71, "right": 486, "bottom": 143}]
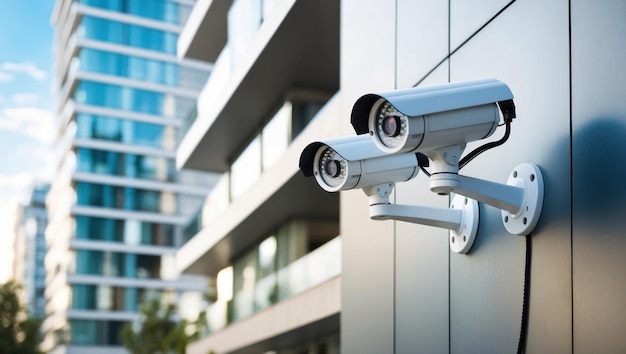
[
  {"left": 44, "top": 1, "right": 215, "bottom": 353},
  {"left": 12, "top": 184, "right": 50, "bottom": 319},
  {"left": 175, "top": 0, "right": 340, "bottom": 353}
]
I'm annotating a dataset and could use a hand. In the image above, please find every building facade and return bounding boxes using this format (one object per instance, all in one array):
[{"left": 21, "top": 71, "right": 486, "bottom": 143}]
[
  {"left": 175, "top": 0, "right": 340, "bottom": 353},
  {"left": 44, "top": 1, "right": 215, "bottom": 353},
  {"left": 180, "top": 0, "right": 626, "bottom": 353},
  {"left": 14, "top": 184, "right": 51, "bottom": 319}
]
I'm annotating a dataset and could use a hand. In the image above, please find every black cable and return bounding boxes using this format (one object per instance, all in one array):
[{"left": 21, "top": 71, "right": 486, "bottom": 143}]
[
  {"left": 420, "top": 166, "right": 431, "bottom": 177},
  {"left": 458, "top": 120, "right": 511, "bottom": 169},
  {"left": 516, "top": 233, "right": 532, "bottom": 354}
]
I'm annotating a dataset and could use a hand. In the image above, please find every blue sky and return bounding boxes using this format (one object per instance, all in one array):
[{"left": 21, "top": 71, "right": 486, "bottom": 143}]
[
  {"left": 0, "top": 1, "right": 56, "bottom": 281},
  {"left": 0, "top": 0, "right": 56, "bottom": 189}
]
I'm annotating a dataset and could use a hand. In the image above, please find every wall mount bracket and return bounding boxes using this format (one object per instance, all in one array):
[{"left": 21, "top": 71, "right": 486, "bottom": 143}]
[
  {"left": 364, "top": 185, "right": 479, "bottom": 254},
  {"left": 427, "top": 146, "right": 544, "bottom": 236}
]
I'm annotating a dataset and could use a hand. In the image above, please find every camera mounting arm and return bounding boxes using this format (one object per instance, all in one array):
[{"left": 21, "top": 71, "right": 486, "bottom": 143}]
[
  {"left": 426, "top": 145, "right": 544, "bottom": 236},
  {"left": 362, "top": 183, "right": 479, "bottom": 254}
]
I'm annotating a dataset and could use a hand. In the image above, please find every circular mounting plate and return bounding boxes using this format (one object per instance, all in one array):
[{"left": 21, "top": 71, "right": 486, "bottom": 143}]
[
  {"left": 449, "top": 194, "right": 479, "bottom": 254},
  {"left": 501, "top": 163, "right": 544, "bottom": 235}
]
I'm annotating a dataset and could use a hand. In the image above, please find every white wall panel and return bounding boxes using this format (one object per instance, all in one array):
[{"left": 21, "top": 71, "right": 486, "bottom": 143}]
[
  {"left": 396, "top": 0, "right": 448, "bottom": 87},
  {"left": 450, "top": 0, "right": 511, "bottom": 49},
  {"left": 571, "top": 1, "right": 626, "bottom": 352},
  {"left": 394, "top": 64, "right": 450, "bottom": 354},
  {"left": 449, "top": 0, "right": 571, "bottom": 352},
  {"left": 340, "top": 1, "right": 397, "bottom": 353}
]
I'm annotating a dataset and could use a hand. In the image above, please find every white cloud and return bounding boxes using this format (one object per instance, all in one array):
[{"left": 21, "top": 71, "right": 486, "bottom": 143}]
[
  {"left": 0, "top": 71, "right": 14, "bottom": 82},
  {"left": 11, "top": 93, "right": 39, "bottom": 105},
  {"left": 0, "top": 107, "right": 57, "bottom": 145},
  {"left": 0, "top": 62, "right": 47, "bottom": 81},
  {"left": 0, "top": 174, "right": 35, "bottom": 205}
]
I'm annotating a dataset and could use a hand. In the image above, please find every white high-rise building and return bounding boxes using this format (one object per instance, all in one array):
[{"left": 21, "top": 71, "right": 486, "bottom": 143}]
[{"left": 44, "top": 1, "right": 215, "bottom": 353}]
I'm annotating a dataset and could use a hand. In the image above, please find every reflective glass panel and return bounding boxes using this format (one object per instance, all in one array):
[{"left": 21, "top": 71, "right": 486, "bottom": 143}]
[
  {"left": 74, "top": 81, "right": 195, "bottom": 118},
  {"left": 74, "top": 215, "right": 174, "bottom": 246},
  {"left": 74, "top": 250, "right": 161, "bottom": 278},
  {"left": 78, "top": 0, "right": 189, "bottom": 24},
  {"left": 75, "top": 113, "right": 174, "bottom": 149},
  {"left": 75, "top": 182, "right": 177, "bottom": 214},
  {"left": 69, "top": 319, "right": 124, "bottom": 345},
  {"left": 79, "top": 48, "right": 179, "bottom": 86},
  {"left": 75, "top": 148, "right": 175, "bottom": 182},
  {"left": 79, "top": 16, "right": 177, "bottom": 54},
  {"left": 230, "top": 137, "right": 261, "bottom": 199}
]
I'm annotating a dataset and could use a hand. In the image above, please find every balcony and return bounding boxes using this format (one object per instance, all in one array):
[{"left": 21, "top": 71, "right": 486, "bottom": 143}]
[
  {"left": 176, "top": 0, "right": 340, "bottom": 172},
  {"left": 176, "top": 95, "right": 342, "bottom": 277},
  {"left": 191, "top": 237, "right": 341, "bottom": 354}
]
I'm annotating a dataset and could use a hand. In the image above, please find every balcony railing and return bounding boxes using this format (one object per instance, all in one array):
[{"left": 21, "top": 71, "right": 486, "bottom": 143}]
[{"left": 204, "top": 235, "right": 341, "bottom": 334}]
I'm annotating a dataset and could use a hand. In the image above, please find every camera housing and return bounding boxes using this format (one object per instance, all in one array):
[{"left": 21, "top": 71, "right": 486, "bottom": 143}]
[
  {"left": 350, "top": 78, "right": 515, "bottom": 154},
  {"left": 299, "top": 134, "right": 420, "bottom": 193}
]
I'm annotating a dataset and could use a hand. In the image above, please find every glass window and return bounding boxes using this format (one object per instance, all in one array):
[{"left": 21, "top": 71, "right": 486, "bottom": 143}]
[
  {"left": 182, "top": 210, "right": 201, "bottom": 244},
  {"left": 179, "top": 66, "right": 212, "bottom": 92},
  {"left": 255, "top": 236, "right": 278, "bottom": 310},
  {"left": 230, "top": 137, "right": 261, "bottom": 199},
  {"left": 228, "top": 0, "right": 263, "bottom": 68},
  {"left": 74, "top": 81, "right": 162, "bottom": 116},
  {"left": 75, "top": 215, "right": 124, "bottom": 242},
  {"left": 75, "top": 250, "right": 103, "bottom": 275},
  {"left": 290, "top": 99, "right": 326, "bottom": 141},
  {"left": 262, "top": 103, "right": 290, "bottom": 170},
  {"left": 75, "top": 182, "right": 177, "bottom": 214},
  {"left": 72, "top": 285, "right": 95, "bottom": 310},
  {"left": 76, "top": 182, "right": 123, "bottom": 209},
  {"left": 232, "top": 249, "right": 257, "bottom": 322},
  {"left": 71, "top": 285, "right": 164, "bottom": 312},
  {"left": 137, "top": 254, "right": 161, "bottom": 278},
  {"left": 75, "top": 113, "right": 174, "bottom": 149},
  {"left": 74, "top": 250, "right": 161, "bottom": 278},
  {"left": 78, "top": 48, "right": 208, "bottom": 90},
  {"left": 140, "top": 221, "right": 175, "bottom": 246},
  {"left": 74, "top": 81, "right": 195, "bottom": 118},
  {"left": 70, "top": 319, "right": 124, "bottom": 345},
  {"left": 74, "top": 215, "right": 174, "bottom": 246},
  {"left": 78, "top": 16, "right": 178, "bottom": 53},
  {"left": 79, "top": 0, "right": 189, "bottom": 24}
]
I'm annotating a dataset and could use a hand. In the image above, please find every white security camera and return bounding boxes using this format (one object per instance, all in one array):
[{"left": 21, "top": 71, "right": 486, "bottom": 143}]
[
  {"left": 350, "top": 78, "right": 515, "bottom": 154},
  {"left": 299, "top": 134, "right": 421, "bottom": 193},
  {"left": 350, "top": 79, "right": 544, "bottom": 236}
]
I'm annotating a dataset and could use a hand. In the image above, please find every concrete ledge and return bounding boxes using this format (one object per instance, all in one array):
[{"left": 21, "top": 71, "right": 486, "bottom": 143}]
[{"left": 188, "top": 276, "right": 341, "bottom": 354}]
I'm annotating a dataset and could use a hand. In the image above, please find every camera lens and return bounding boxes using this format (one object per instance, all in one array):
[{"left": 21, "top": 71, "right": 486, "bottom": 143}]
[
  {"left": 324, "top": 160, "right": 341, "bottom": 177},
  {"left": 317, "top": 147, "right": 348, "bottom": 190},
  {"left": 381, "top": 116, "right": 401, "bottom": 137}
]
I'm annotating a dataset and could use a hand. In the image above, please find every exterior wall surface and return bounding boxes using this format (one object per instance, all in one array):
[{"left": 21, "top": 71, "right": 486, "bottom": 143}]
[{"left": 341, "top": 0, "right": 626, "bottom": 353}]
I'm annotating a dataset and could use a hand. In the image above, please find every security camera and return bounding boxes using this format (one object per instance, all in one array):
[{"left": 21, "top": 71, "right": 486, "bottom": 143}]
[
  {"left": 350, "top": 78, "right": 516, "bottom": 154},
  {"left": 298, "top": 134, "right": 422, "bottom": 193},
  {"left": 350, "top": 79, "right": 544, "bottom": 236},
  {"left": 299, "top": 134, "right": 481, "bottom": 253}
]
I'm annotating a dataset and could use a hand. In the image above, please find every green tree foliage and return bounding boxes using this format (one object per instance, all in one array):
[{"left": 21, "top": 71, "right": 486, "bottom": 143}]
[
  {"left": 121, "top": 298, "right": 207, "bottom": 354},
  {"left": 0, "top": 280, "right": 43, "bottom": 354}
]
